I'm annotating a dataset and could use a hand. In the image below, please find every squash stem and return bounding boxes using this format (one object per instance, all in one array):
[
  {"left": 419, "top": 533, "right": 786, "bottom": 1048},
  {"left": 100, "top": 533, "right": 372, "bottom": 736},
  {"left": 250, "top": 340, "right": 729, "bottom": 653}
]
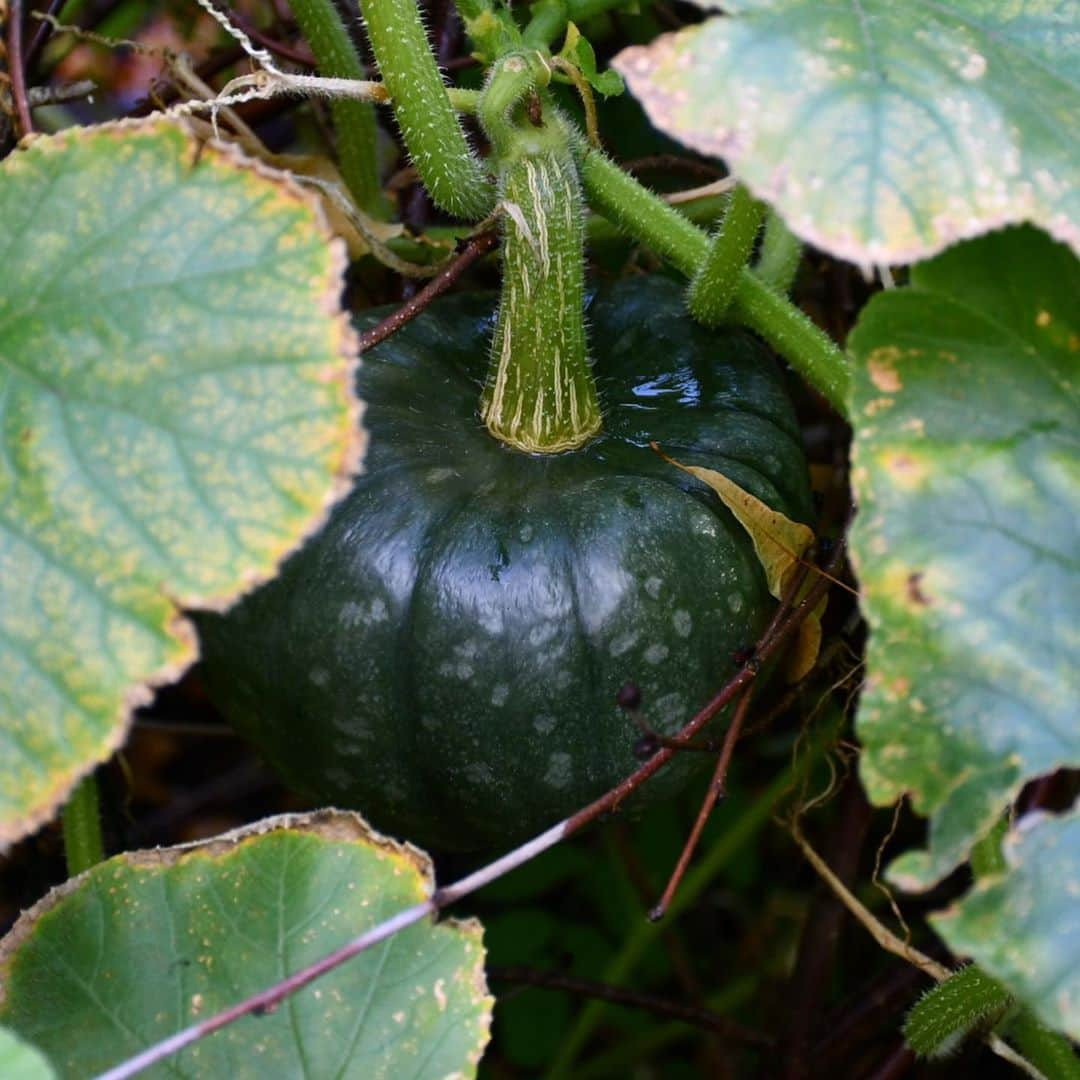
[
  {"left": 575, "top": 142, "right": 851, "bottom": 416},
  {"left": 62, "top": 773, "right": 105, "bottom": 877},
  {"left": 687, "top": 184, "right": 764, "bottom": 324},
  {"left": 483, "top": 117, "right": 600, "bottom": 452},
  {"left": 360, "top": 0, "right": 493, "bottom": 219},
  {"left": 288, "top": 0, "right": 385, "bottom": 216}
]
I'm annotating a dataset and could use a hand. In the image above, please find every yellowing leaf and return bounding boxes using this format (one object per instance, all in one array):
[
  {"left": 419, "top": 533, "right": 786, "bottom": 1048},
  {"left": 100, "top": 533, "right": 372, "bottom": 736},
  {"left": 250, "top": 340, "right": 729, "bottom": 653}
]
[
  {"left": 654, "top": 444, "right": 824, "bottom": 681},
  {"left": 785, "top": 595, "right": 827, "bottom": 683},
  {"left": 653, "top": 444, "right": 814, "bottom": 599}
]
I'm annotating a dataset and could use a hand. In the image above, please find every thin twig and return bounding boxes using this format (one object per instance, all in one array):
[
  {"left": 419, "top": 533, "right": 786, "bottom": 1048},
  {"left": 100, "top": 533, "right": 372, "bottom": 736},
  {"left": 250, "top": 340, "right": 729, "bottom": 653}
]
[
  {"left": 790, "top": 822, "right": 949, "bottom": 982},
  {"left": 489, "top": 966, "right": 771, "bottom": 1044},
  {"left": 96, "top": 546, "right": 842, "bottom": 1080},
  {"left": 24, "top": 0, "right": 65, "bottom": 65},
  {"left": 356, "top": 230, "right": 498, "bottom": 352},
  {"left": 8, "top": 0, "right": 33, "bottom": 136},
  {"left": 649, "top": 686, "right": 754, "bottom": 920},
  {"left": 664, "top": 177, "right": 737, "bottom": 205}
]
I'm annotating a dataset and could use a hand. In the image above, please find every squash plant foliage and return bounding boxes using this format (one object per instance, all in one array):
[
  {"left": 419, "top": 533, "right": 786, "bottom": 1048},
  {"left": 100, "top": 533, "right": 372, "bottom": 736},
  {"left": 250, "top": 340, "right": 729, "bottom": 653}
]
[{"left": 0, "top": 0, "right": 1077, "bottom": 1076}]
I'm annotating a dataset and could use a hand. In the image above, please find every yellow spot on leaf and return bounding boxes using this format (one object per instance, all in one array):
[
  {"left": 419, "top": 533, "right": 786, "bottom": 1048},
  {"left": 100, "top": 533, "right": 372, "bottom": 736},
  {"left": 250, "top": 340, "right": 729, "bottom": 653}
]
[
  {"left": 879, "top": 449, "right": 930, "bottom": 490},
  {"left": 867, "top": 349, "right": 902, "bottom": 393}
]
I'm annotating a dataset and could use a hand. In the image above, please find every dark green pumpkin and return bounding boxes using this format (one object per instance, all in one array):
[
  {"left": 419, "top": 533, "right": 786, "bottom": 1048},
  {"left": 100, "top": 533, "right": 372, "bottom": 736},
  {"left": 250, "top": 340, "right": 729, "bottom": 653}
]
[{"left": 196, "top": 276, "right": 812, "bottom": 850}]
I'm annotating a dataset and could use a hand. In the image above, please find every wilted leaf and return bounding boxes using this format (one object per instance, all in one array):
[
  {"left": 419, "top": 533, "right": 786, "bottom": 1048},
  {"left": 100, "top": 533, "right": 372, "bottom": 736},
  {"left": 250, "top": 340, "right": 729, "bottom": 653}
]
[
  {"left": 849, "top": 226, "right": 1079, "bottom": 889},
  {"left": 0, "top": 1028, "right": 54, "bottom": 1080},
  {"left": 0, "top": 811, "right": 492, "bottom": 1078},
  {"left": 655, "top": 445, "right": 823, "bottom": 678},
  {"left": 0, "top": 119, "right": 363, "bottom": 849},
  {"left": 615, "top": 1, "right": 1080, "bottom": 265},
  {"left": 655, "top": 445, "right": 814, "bottom": 598},
  {"left": 933, "top": 809, "right": 1080, "bottom": 1039}
]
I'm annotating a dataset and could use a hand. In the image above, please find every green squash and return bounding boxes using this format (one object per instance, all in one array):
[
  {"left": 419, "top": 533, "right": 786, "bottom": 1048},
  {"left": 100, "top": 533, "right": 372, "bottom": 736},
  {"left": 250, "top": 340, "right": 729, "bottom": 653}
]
[{"left": 196, "top": 276, "right": 813, "bottom": 850}]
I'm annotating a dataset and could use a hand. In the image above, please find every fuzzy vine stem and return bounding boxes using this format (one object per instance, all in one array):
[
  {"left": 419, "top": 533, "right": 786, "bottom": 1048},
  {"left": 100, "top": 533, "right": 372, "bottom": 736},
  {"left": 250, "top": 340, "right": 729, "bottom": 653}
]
[
  {"left": 62, "top": 774, "right": 104, "bottom": 877},
  {"left": 359, "top": 0, "right": 492, "bottom": 219},
  {"left": 575, "top": 145, "right": 851, "bottom": 415},
  {"left": 688, "top": 184, "right": 765, "bottom": 325},
  {"left": 286, "top": 0, "right": 384, "bottom": 215},
  {"left": 755, "top": 209, "right": 803, "bottom": 294}
]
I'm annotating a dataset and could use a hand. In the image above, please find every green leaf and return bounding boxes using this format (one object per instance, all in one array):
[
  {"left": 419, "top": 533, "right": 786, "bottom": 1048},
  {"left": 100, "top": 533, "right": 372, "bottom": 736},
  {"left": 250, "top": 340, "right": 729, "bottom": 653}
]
[
  {"left": 561, "top": 23, "right": 625, "bottom": 97},
  {"left": 0, "top": 119, "right": 362, "bottom": 849},
  {"left": 0, "top": 811, "right": 492, "bottom": 1078},
  {"left": 848, "top": 226, "right": 1079, "bottom": 889},
  {"left": 614, "top": 1, "right": 1080, "bottom": 265},
  {"left": 0, "top": 1028, "right": 55, "bottom": 1079},
  {"left": 933, "top": 809, "right": 1080, "bottom": 1040}
]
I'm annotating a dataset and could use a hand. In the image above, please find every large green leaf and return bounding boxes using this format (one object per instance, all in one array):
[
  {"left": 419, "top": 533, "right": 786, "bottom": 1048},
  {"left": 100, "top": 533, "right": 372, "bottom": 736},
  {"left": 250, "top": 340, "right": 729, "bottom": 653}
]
[
  {"left": 933, "top": 808, "right": 1080, "bottom": 1039},
  {"left": 0, "top": 811, "right": 492, "bottom": 1077},
  {"left": 0, "top": 120, "right": 362, "bottom": 848},
  {"left": 614, "top": 1, "right": 1080, "bottom": 265},
  {"left": 0, "top": 1028, "right": 55, "bottom": 1079},
  {"left": 848, "top": 226, "right": 1079, "bottom": 889}
]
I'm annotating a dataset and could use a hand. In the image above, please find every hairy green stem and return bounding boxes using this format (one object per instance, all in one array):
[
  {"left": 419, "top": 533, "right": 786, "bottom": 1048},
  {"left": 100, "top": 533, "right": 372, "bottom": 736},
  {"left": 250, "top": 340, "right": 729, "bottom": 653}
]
[
  {"left": 576, "top": 145, "right": 709, "bottom": 275},
  {"left": 731, "top": 274, "right": 850, "bottom": 415},
  {"left": 360, "top": 0, "right": 493, "bottom": 218},
  {"left": 479, "top": 51, "right": 550, "bottom": 153},
  {"left": 523, "top": 0, "right": 568, "bottom": 47},
  {"left": 576, "top": 145, "right": 851, "bottom": 415},
  {"left": 904, "top": 966, "right": 1011, "bottom": 1059},
  {"left": 1009, "top": 1010, "right": 1080, "bottom": 1079},
  {"left": 62, "top": 774, "right": 104, "bottom": 877},
  {"left": 688, "top": 184, "right": 764, "bottom": 324},
  {"left": 288, "top": 0, "right": 384, "bottom": 215},
  {"left": 755, "top": 208, "right": 803, "bottom": 294}
]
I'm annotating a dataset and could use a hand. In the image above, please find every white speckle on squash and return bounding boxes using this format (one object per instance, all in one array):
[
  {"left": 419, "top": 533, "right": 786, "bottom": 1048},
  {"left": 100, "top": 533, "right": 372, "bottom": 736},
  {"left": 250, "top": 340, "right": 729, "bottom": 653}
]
[
  {"left": 309, "top": 667, "right": 330, "bottom": 687},
  {"left": 645, "top": 576, "right": 662, "bottom": 598},
  {"left": 491, "top": 683, "right": 510, "bottom": 706},
  {"left": 609, "top": 630, "right": 639, "bottom": 657},
  {"left": 673, "top": 610, "right": 692, "bottom": 637},
  {"left": 465, "top": 763, "right": 494, "bottom": 786},
  {"left": 727, "top": 592, "right": 744, "bottom": 614},
  {"left": 534, "top": 714, "right": 557, "bottom": 735},
  {"left": 644, "top": 643, "right": 669, "bottom": 665},
  {"left": 544, "top": 752, "right": 573, "bottom": 788},
  {"left": 519, "top": 524, "right": 534, "bottom": 542}
]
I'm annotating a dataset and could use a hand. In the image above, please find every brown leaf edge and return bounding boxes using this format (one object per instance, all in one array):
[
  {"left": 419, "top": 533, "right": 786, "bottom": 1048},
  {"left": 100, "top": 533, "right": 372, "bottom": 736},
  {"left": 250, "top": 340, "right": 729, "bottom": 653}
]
[
  {"left": 0, "top": 117, "right": 365, "bottom": 852},
  {"left": 0, "top": 809, "right": 494, "bottom": 1071}
]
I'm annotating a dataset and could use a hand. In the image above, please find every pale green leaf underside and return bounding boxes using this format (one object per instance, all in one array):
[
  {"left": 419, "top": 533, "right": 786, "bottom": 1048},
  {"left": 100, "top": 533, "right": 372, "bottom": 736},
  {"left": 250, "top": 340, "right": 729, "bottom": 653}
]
[
  {"left": 0, "top": 1028, "right": 55, "bottom": 1080},
  {"left": 615, "top": 0, "right": 1080, "bottom": 264},
  {"left": 849, "top": 226, "right": 1079, "bottom": 890},
  {"left": 0, "top": 120, "right": 361, "bottom": 848},
  {"left": 933, "top": 808, "right": 1080, "bottom": 1039},
  {"left": 0, "top": 811, "right": 491, "bottom": 1078}
]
